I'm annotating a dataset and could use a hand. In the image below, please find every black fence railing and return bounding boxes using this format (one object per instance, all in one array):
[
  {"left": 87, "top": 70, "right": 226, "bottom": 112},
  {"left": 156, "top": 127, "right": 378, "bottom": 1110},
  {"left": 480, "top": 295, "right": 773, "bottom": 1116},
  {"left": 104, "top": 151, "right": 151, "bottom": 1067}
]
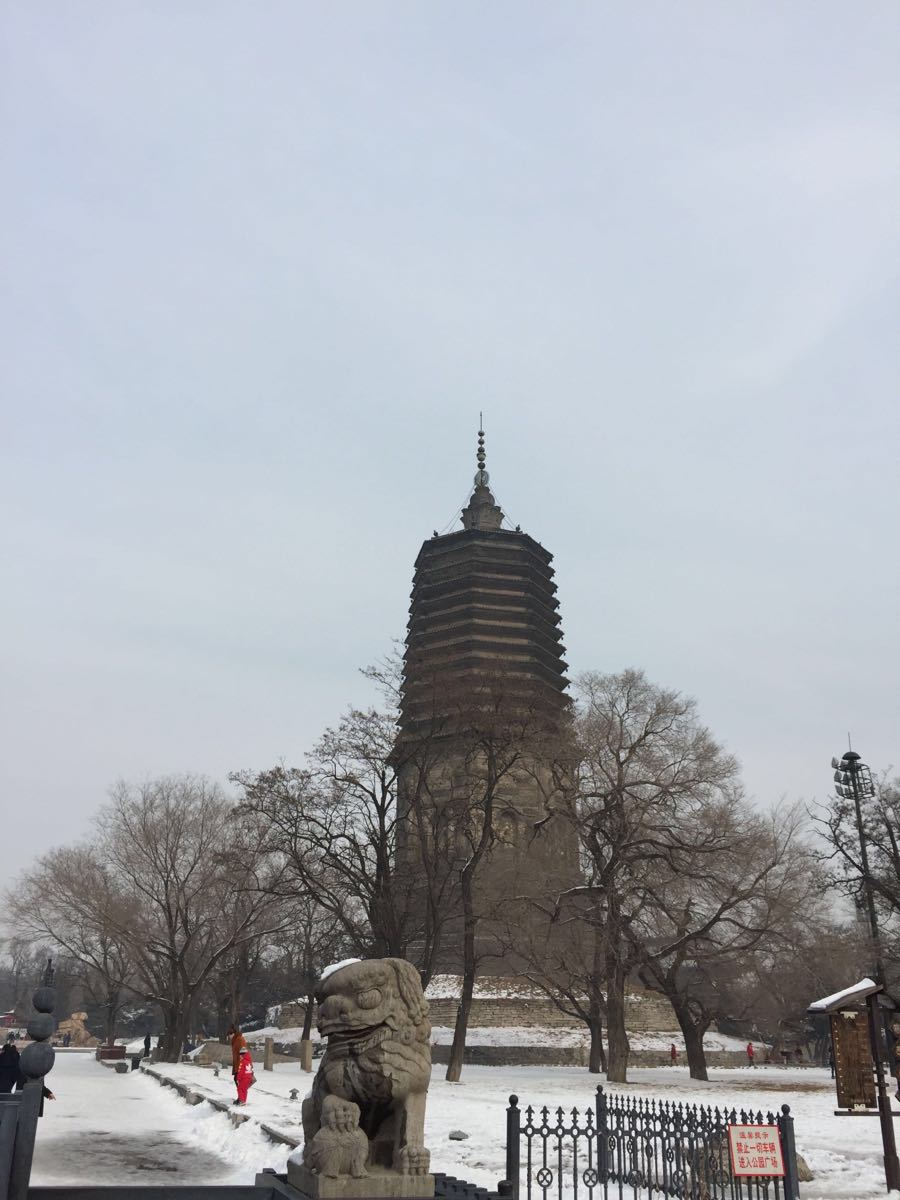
[{"left": 504, "top": 1087, "right": 800, "bottom": 1200}]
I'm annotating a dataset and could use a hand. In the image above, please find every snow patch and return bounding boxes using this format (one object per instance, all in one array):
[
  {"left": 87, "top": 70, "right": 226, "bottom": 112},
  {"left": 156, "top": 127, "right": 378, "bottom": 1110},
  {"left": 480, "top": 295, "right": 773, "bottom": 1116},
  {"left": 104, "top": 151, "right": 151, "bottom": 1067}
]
[{"left": 320, "top": 958, "right": 362, "bottom": 982}]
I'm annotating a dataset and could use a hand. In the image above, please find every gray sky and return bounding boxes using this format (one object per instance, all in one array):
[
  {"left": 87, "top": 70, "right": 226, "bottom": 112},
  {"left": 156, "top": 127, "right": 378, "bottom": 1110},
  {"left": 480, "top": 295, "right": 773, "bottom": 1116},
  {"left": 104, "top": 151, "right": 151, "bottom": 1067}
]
[{"left": 3, "top": 2, "right": 898, "bottom": 865}]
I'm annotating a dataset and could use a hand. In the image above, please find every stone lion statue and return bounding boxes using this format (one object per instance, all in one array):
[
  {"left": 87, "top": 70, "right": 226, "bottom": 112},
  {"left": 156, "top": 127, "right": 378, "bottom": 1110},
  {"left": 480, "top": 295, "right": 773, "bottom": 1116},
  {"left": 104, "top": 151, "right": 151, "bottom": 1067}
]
[
  {"left": 305, "top": 1096, "right": 369, "bottom": 1179},
  {"left": 302, "top": 958, "right": 432, "bottom": 1177}
]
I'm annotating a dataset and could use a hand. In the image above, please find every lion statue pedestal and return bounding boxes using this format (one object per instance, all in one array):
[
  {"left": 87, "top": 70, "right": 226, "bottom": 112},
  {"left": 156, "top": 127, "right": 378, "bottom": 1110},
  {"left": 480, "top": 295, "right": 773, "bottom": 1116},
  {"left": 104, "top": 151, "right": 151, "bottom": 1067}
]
[{"left": 286, "top": 958, "right": 434, "bottom": 1200}]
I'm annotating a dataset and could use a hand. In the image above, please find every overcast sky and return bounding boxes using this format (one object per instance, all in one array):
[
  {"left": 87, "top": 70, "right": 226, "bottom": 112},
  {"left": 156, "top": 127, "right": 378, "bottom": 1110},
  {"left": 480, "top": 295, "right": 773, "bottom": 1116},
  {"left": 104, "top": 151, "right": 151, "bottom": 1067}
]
[{"left": 2, "top": 2, "right": 898, "bottom": 865}]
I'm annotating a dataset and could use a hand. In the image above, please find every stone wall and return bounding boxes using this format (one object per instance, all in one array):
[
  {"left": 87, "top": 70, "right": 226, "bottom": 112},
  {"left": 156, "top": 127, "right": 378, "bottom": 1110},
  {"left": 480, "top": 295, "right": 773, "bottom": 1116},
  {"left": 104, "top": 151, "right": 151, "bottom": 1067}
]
[
  {"left": 278, "top": 988, "right": 679, "bottom": 1034},
  {"left": 430, "top": 1045, "right": 750, "bottom": 1069}
]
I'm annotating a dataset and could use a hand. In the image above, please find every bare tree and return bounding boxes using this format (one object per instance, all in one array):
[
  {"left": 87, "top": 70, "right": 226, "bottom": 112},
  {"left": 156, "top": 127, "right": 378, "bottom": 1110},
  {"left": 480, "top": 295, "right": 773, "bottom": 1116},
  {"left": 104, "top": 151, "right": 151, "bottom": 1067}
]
[
  {"left": 234, "top": 700, "right": 459, "bottom": 981},
  {"left": 233, "top": 709, "right": 414, "bottom": 959},
  {"left": 266, "top": 898, "right": 353, "bottom": 1041},
  {"left": 7, "top": 846, "right": 136, "bottom": 1044},
  {"left": 96, "top": 775, "right": 288, "bottom": 1060},
  {"left": 506, "top": 910, "right": 610, "bottom": 1073},
  {"left": 731, "top": 915, "right": 867, "bottom": 1060},
  {"left": 631, "top": 802, "right": 816, "bottom": 1078},
  {"left": 551, "top": 669, "right": 747, "bottom": 1082}
]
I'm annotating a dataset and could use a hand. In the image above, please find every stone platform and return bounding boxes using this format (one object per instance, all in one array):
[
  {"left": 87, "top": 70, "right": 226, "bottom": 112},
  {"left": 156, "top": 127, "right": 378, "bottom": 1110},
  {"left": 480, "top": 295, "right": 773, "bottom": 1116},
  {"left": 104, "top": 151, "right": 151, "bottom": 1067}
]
[{"left": 287, "top": 1164, "right": 435, "bottom": 1200}]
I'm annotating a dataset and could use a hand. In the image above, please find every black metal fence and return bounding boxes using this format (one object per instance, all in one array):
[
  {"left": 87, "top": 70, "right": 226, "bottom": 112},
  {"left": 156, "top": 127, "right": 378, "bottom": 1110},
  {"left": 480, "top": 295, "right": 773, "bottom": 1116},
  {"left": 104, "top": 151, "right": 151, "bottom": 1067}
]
[{"left": 504, "top": 1087, "right": 800, "bottom": 1200}]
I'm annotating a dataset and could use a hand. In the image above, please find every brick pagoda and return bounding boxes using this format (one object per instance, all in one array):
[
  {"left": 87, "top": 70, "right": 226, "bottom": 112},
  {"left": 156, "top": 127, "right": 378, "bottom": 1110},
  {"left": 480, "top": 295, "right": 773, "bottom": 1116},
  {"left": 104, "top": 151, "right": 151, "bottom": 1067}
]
[{"left": 396, "top": 427, "right": 579, "bottom": 971}]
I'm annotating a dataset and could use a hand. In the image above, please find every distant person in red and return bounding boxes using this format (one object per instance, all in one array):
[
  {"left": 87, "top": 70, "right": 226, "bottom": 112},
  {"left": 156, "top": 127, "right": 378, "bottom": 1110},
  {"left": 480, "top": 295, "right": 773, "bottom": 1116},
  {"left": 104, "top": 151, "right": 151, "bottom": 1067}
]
[
  {"left": 746, "top": 1042, "right": 755, "bottom": 1068},
  {"left": 670, "top": 1044, "right": 677, "bottom": 1066},
  {"left": 227, "top": 1024, "right": 246, "bottom": 1101},
  {"left": 234, "top": 1046, "right": 255, "bottom": 1106}
]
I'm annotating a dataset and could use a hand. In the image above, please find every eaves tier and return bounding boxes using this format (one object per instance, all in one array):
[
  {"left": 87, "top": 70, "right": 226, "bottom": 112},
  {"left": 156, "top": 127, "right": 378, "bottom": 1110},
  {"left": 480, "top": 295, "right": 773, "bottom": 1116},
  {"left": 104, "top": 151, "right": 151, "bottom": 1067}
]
[{"left": 400, "top": 527, "right": 569, "bottom": 738}]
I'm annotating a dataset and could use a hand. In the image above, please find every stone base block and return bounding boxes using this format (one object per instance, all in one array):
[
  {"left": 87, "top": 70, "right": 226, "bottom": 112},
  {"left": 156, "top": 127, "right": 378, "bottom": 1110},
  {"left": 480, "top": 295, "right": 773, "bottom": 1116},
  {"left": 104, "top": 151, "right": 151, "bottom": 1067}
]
[{"left": 287, "top": 1163, "right": 434, "bottom": 1200}]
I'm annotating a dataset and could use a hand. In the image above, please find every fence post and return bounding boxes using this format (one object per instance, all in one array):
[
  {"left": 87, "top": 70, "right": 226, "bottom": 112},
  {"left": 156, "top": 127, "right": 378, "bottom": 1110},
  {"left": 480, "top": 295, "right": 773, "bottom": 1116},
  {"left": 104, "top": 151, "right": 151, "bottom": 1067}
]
[
  {"left": 778, "top": 1104, "right": 800, "bottom": 1200},
  {"left": 595, "top": 1085, "right": 609, "bottom": 1184},
  {"left": 505, "top": 1094, "right": 520, "bottom": 1200}
]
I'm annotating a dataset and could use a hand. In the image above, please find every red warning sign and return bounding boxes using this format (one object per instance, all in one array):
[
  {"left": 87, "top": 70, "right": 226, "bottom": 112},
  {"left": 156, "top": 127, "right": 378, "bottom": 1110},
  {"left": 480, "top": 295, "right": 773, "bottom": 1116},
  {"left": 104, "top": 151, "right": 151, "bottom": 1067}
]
[{"left": 727, "top": 1125, "right": 786, "bottom": 1177}]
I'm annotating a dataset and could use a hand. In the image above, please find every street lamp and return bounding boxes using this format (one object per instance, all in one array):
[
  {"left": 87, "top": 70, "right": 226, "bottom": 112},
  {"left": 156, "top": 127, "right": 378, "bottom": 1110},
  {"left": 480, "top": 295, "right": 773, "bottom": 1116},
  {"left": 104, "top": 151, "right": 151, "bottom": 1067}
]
[{"left": 831, "top": 750, "right": 884, "bottom": 985}]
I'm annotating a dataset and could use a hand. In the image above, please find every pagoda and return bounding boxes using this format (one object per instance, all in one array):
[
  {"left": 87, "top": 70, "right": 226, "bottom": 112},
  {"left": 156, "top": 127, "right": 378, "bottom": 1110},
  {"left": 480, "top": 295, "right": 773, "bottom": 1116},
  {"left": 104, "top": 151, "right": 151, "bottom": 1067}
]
[{"left": 396, "top": 426, "right": 579, "bottom": 971}]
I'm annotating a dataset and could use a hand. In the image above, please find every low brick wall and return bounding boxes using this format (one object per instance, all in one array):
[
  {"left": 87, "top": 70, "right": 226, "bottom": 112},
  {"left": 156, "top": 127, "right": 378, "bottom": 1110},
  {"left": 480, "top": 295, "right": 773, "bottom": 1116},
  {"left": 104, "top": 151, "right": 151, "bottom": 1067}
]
[{"left": 432, "top": 1044, "right": 587, "bottom": 1067}]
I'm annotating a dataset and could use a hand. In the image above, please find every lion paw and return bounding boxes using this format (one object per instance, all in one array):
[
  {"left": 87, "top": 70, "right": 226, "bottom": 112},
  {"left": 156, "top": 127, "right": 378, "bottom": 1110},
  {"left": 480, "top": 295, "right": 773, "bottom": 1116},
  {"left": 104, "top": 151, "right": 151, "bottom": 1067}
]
[{"left": 398, "top": 1145, "right": 431, "bottom": 1176}]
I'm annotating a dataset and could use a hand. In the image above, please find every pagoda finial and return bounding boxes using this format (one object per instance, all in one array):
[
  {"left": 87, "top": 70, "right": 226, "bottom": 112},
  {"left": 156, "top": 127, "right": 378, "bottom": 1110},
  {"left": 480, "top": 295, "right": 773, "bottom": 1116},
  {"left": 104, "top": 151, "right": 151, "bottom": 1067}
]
[
  {"left": 462, "top": 417, "right": 503, "bottom": 531},
  {"left": 475, "top": 415, "right": 488, "bottom": 486}
]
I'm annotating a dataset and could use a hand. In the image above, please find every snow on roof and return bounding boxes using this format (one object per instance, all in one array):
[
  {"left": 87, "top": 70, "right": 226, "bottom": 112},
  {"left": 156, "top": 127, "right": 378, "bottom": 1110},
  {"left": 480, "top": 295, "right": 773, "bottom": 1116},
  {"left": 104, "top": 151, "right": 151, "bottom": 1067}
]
[
  {"left": 320, "top": 958, "right": 362, "bottom": 982},
  {"left": 808, "top": 977, "right": 880, "bottom": 1013}
]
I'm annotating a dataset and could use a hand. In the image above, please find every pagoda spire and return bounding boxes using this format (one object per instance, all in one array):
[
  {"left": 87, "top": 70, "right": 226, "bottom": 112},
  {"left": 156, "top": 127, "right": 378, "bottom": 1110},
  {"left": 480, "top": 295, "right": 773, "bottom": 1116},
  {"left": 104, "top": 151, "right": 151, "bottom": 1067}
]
[{"left": 461, "top": 418, "right": 503, "bottom": 531}]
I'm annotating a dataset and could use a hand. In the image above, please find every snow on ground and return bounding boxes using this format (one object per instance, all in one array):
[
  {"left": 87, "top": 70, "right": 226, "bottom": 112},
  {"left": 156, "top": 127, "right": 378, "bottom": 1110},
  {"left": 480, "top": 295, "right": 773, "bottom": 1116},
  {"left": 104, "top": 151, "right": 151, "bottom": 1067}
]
[
  {"left": 30, "top": 1049, "right": 288, "bottom": 1186},
  {"left": 147, "top": 1057, "right": 897, "bottom": 1200}
]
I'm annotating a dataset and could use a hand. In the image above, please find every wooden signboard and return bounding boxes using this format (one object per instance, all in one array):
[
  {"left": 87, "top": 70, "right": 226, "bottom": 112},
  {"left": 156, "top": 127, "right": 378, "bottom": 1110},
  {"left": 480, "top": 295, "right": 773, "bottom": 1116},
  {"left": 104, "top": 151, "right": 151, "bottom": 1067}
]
[{"left": 831, "top": 1007, "right": 876, "bottom": 1110}]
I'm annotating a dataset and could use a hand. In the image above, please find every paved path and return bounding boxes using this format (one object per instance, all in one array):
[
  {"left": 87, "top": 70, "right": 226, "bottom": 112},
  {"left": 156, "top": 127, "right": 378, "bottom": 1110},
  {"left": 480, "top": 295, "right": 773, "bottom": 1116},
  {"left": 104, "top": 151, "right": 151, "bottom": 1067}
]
[{"left": 29, "top": 1050, "right": 286, "bottom": 1185}]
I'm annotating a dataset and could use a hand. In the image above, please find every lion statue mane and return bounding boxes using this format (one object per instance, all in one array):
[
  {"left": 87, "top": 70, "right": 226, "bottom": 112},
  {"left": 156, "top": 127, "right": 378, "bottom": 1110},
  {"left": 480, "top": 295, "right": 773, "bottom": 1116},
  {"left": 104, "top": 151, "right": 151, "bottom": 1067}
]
[{"left": 302, "top": 958, "right": 432, "bottom": 1177}]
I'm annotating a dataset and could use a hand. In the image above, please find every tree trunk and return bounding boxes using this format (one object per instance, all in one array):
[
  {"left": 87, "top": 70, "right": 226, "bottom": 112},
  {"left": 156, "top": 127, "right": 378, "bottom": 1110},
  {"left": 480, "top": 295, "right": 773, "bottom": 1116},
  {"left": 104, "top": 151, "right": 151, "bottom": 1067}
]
[
  {"left": 216, "top": 995, "right": 229, "bottom": 1041},
  {"left": 672, "top": 1003, "right": 709, "bottom": 1081},
  {"left": 587, "top": 931, "right": 606, "bottom": 1074},
  {"left": 104, "top": 998, "right": 118, "bottom": 1046},
  {"left": 588, "top": 1018, "right": 607, "bottom": 1074},
  {"left": 605, "top": 958, "right": 629, "bottom": 1083},
  {"left": 158, "top": 1003, "right": 192, "bottom": 1063},
  {"left": 445, "top": 890, "right": 477, "bottom": 1083},
  {"left": 301, "top": 992, "right": 315, "bottom": 1042}
]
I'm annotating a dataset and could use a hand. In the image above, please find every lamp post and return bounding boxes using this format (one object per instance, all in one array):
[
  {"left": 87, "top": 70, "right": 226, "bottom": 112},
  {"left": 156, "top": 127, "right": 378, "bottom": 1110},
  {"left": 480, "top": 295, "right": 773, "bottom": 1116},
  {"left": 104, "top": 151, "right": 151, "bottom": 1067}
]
[
  {"left": 832, "top": 750, "right": 884, "bottom": 985},
  {"left": 831, "top": 750, "right": 900, "bottom": 1192}
]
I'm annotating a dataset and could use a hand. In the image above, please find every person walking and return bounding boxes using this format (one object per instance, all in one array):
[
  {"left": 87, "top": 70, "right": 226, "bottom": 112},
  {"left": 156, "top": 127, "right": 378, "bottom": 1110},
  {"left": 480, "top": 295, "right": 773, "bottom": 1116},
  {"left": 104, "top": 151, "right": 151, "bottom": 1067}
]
[
  {"left": 227, "top": 1024, "right": 247, "bottom": 1101},
  {"left": 746, "top": 1041, "right": 756, "bottom": 1068},
  {"left": 669, "top": 1043, "right": 678, "bottom": 1066},
  {"left": 234, "top": 1046, "right": 255, "bottom": 1106},
  {"left": 143, "top": 1032, "right": 152, "bottom": 1059}
]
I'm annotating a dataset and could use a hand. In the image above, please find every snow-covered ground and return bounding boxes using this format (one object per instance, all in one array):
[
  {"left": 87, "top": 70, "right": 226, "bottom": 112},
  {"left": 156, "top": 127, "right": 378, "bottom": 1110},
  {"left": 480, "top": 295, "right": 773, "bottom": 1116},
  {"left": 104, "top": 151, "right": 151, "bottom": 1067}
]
[
  {"left": 30, "top": 1050, "right": 288, "bottom": 1185},
  {"left": 143, "top": 1057, "right": 898, "bottom": 1200},
  {"left": 234, "top": 1023, "right": 749, "bottom": 1053}
]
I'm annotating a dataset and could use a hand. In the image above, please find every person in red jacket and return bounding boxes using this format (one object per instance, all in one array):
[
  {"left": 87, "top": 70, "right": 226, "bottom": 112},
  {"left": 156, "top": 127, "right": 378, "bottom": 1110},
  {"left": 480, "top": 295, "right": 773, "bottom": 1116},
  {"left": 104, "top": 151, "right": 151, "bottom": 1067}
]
[
  {"left": 746, "top": 1041, "right": 756, "bottom": 1068},
  {"left": 227, "top": 1024, "right": 247, "bottom": 1103},
  {"left": 234, "top": 1047, "right": 255, "bottom": 1105}
]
